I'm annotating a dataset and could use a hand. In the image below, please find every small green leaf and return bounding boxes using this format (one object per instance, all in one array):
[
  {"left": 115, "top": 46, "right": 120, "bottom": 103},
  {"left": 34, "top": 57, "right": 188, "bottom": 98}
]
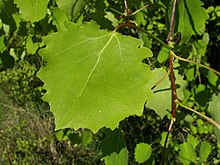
[
  {"left": 101, "top": 128, "right": 128, "bottom": 165},
  {"left": 193, "top": 33, "right": 209, "bottom": 56},
  {"left": 208, "top": 95, "right": 220, "bottom": 141},
  {"left": 187, "top": 134, "right": 199, "bottom": 149},
  {"left": 199, "top": 141, "right": 211, "bottom": 162},
  {"left": 81, "top": 130, "right": 93, "bottom": 146},
  {"left": 14, "top": 0, "right": 50, "bottom": 22},
  {"left": 185, "top": 67, "right": 195, "bottom": 81},
  {"left": 138, "top": 32, "right": 152, "bottom": 49},
  {"left": 103, "top": 147, "right": 128, "bottom": 165},
  {"left": 195, "top": 84, "right": 212, "bottom": 107},
  {"left": 160, "top": 132, "right": 172, "bottom": 147},
  {"left": 207, "top": 70, "right": 219, "bottom": 87},
  {"left": 179, "top": 142, "right": 197, "bottom": 164},
  {"left": 51, "top": 7, "right": 69, "bottom": 29},
  {"left": 157, "top": 47, "right": 169, "bottom": 63},
  {"left": 135, "top": 11, "right": 147, "bottom": 26},
  {"left": 0, "top": 35, "right": 5, "bottom": 53},
  {"left": 101, "top": 128, "right": 126, "bottom": 156},
  {"left": 56, "top": 0, "right": 86, "bottom": 21},
  {"left": 92, "top": 0, "right": 115, "bottom": 29},
  {"left": 55, "top": 129, "right": 71, "bottom": 141},
  {"left": 26, "top": 35, "right": 39, "bottom": 55},
  {"left": 135, "top": 143, "right": 152, "bottom": 163}
]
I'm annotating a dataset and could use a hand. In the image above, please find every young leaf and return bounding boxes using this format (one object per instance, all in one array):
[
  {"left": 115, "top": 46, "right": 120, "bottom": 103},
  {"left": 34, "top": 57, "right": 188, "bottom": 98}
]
[
  {"left": 37, "top": 21, "right": 153, "bottom": 132},
  {"left": 187, "top": 134, "right": 199, "bottom": 149},
  {"left": 178, "top": 142, "right": 197, "bottom": 164},
  {"left": 0, "top": 35, "right": 6, "bottom": 53},
  {"left": 14, "top": 0, "right": 50, "bottom": 22},
  {"left": 195, "top": 84, "right": 212, "bottom": 107},
  {"left": 101, "top": 128, "right": 128, "bottom": 165},
  {"left": 193, "top": 33, "right": 209, "bottom": 57},
  {"left": 81, "top": 130, "right": 93, "bottom": 147},
  {"left": 135, "top": 143, "right": 152, "bottom": 163},
  {"left": 103, "top": 147, "right": 128, "bottom": 165},
  {"left": 177, "top": 0, "right": 208, "bottom": 43},
  {"left": 51, "top": 7, "right": 69, "bottom": 29},
  {"left": 157, "top": 47, "right": 169, "bottom": 63},
  {"left": 208, "top": 95, "right": 220, "bottom": 141},
  {"left": 55, "top": 0, "right": 86, "bottom": 21},
  {"left": 199, "top": 141, "right": 211, "bottom": 162},
  {"left": 207, "top": 70, "right": 219, "bottom": 87}
]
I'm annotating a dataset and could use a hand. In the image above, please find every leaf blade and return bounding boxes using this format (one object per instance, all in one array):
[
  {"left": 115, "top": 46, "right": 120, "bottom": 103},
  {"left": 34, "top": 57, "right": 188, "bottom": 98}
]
[
  {"left": 14, "top": 0, "right": 50, "bottom": 22},
  {"left": 135, "top": 143, "right": 152, "bottom": 163},
  {"left": 38, "top": 21, "right": 153, "bottom": 132}
]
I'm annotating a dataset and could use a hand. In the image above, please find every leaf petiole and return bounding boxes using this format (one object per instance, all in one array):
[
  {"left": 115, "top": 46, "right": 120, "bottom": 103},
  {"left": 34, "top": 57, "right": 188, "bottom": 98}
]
[
  {"left": 170, "top": 51, "right": 220, "bottom": 76},
  {"left": 176, "top": 100, "right": 220, "bottom": 130}
]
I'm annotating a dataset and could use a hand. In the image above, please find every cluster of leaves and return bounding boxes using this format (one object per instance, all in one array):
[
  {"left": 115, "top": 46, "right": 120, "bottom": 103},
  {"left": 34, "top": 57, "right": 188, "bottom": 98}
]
[
  {"left": 0, "top": 60, "right": 42, "bottom": 105},
  {"left": 0, "top": 0, "right": 220, "bottom": 164}
]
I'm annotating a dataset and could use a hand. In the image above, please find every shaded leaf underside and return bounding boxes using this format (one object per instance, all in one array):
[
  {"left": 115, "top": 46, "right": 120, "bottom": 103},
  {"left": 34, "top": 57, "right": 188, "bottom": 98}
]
[
  {"left": 145, "top": 68, "right": 187, "bottom": 118},
  {"left": 38, "top": 21, "right": 153, "bottom": 132},
  {"left": 177, "top": 0, "right": 208, "bottom": 43}
]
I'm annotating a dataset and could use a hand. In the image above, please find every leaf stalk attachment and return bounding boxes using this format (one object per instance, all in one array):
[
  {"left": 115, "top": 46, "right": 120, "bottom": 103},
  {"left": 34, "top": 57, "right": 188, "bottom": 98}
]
[{"left": 176, "top": 100, "right": 220, "bottom": 130}]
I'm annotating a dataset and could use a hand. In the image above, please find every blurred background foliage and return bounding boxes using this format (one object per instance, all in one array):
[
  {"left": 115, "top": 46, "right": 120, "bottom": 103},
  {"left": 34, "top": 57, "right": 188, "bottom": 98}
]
[{"left": 0, "top": 0, "right": 220, "bottom": 164}]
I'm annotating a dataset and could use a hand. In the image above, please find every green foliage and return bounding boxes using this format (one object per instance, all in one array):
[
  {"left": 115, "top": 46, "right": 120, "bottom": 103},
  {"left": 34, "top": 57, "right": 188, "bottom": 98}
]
[
  {"left": 56, "top": 129, "right": 93, "bottom": 147},
  {"left": 0, "top": 0, "right": 220, "bottom": 164},
  {"left": 199, "top": 141, "right": 211, "bottom": 162},
  {"left": 0, "top": 60, "right": 42, "bottom": 104},
  {"left": 178, "top": 141, "right": 197, "bottom": 164}
]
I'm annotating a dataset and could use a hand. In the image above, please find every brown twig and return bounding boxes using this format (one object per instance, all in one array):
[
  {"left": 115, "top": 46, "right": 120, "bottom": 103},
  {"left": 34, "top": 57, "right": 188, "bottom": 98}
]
[
  {"left": 167, "top": 0, "right": 178, "bottom": 43},
  {"left": 162, "top": 0, "right": 178, "bottom": 164},
  {"left": 115, "top": 23, "right": 173, "bottom": 49}
]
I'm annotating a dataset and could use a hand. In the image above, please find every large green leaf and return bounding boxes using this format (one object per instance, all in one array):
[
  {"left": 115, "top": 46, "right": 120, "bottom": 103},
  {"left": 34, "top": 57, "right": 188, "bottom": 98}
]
[
  {"left": 145, "top": 68, "right": 187, "bottom": 118},
  {"left": 37, "top": 21, "right": 153, "bottom": 132},
  {"left": 177, "top": 0, "right": 208, "bottom": 43},
  {"left": 208, "top": 94, "right": 220, "bottom": 141},
  {"left": 14, "top": 0, "right": 50, "bottom": 22}
]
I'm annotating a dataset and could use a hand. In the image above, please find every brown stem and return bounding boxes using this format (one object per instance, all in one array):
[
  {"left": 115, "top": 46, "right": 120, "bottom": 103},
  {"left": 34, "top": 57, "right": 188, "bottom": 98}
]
[
  {"left": 115, "top": 23, "right": 173, "bottom": 49},
  {"left": 162, "top": 0, "right": 178, "bottom": 164},
  {"left": 169, "top": 51, "right": 177, "bottom": 118},
  {"left": 167, "top": 0, "right": 177, "bottom": 42}
]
